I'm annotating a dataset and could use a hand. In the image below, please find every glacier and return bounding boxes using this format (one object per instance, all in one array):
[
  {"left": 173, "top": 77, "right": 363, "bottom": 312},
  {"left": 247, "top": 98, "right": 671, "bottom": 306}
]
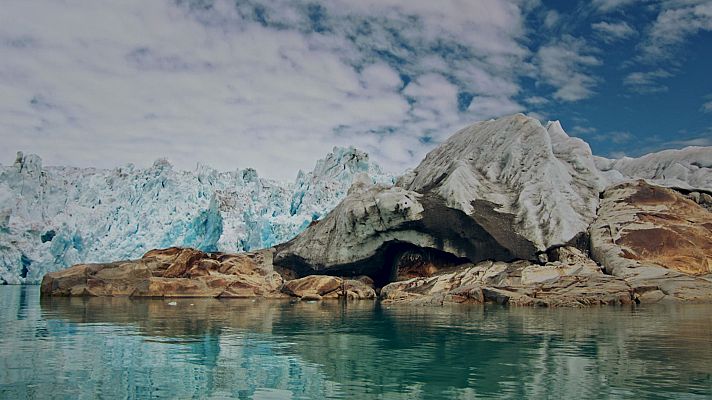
[
  {"left": 0, "top": 148, "right": 392, "bottom": 284},
  {"left": 594, "top": 147, "right": 712, "bottom": 190},
  {"left": 3, "top": 115, "right": 711, "bottom": 285}
]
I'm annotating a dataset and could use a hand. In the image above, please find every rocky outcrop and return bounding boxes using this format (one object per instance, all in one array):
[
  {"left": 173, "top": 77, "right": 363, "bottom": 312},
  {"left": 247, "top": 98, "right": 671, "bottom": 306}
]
[
  {"left": 40, "top": 247, "right": 287, "bottom": 298},
  {"left": 282, "top": 275, "right": 376, "bottom": 300},
  {"left": 39, "top": 247, "right": 375, "bottom": 300},
  {"left": 380, "top": 247, "right": 634, "bottom": 307},
  {"left": 591, "top": 181, "right": 712, "bottom": 276},
  {"left": 590, "top": 180, "right": 712, "bottom": 302}
]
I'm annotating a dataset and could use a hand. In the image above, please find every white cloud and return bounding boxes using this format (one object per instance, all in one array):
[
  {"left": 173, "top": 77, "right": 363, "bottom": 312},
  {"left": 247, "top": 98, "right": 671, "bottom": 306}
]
[
  {"left": 0, "top": 0, "right": 533, "bottom": 179},
  {"left": 467, "top": 96, "right": 524, "bottom": 120},
  {"left": 702, "top": 100, "right": 712, "bottom": 113},
  {"left": 571, "top": 125, "right": 597, "bottom": 136},
  {"left": 592, "top": 21, "right": 636, "bottom": 42},
  {"left": 623, "top": 69, "right": 672, "bottom": 93},
  {"left": 640, "top": 1, "right": 712, "bottom": 61},
  {"left": 591, "top": 0, "right": 636, "bottom": 13},
  {"left": 544, "top": 10, "right": 560, "bottom": 29},
  {"left": 593, "top": 130, "right": 634, "bottom": 144},
  {"left": 671, "top": 137, "right": 712, "bottom": 147},
  {"left": 524, "top": 96, "right": 549, "bottom": 105},
  {"left": 360, "top": 63, "right": 402, "bottom": 91},
  {"left": 535, "top": 36, "right": 602, "bottom": 101}
]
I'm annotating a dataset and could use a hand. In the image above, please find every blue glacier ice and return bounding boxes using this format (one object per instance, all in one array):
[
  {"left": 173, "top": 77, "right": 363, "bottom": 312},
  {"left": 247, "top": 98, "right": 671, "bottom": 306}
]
[{"left": 0, "top": 148, "right": 392, "bottom": 284}]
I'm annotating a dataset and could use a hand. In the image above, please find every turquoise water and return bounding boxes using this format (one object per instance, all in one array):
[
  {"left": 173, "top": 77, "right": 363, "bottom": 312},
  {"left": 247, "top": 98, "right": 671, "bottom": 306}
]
[{"left": 1, "top": 286, "right": 711, "bottom": 399}]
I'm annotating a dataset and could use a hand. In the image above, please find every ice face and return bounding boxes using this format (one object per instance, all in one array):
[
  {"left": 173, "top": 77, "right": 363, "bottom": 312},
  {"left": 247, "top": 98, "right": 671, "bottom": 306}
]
[
  {"left": 0, "top": 148, "right": 393, "bottom": 284},
  {"left": 594, "top": 147, "right": 712, "bottom": 191}
]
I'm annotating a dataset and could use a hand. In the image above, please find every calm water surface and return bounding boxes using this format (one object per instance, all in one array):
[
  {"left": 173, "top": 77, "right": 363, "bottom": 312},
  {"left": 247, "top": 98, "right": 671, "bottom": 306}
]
[{"left": 1, "top": 285, "right": 711, "bottom": 399}]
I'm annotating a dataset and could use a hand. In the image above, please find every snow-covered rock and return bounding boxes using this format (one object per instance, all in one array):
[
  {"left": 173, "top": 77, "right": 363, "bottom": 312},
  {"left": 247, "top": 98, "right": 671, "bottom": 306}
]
[
  {"left": 277, "top": 114, "right": 712, "bottom": 276},
  {"left": 398, "top": 114, "right": 605, "bottom": 254},
  {"left": 0, "top": 148, "right": 392, "bottom": 284},
  {"left": 275, "top": 114, "right": 607, "bottom": 277},
  {"left": 595, "top": 147, "right": 712, "bottom": 191}
]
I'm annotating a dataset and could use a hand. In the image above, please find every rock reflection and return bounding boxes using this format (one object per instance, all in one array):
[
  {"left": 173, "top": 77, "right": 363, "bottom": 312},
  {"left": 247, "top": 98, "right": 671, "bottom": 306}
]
[{"left": 1, "top": 286, "right": 711, "bottom": 399}]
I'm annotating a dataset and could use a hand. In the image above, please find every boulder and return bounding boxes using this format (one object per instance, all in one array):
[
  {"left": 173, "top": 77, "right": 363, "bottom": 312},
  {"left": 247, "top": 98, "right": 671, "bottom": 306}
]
[
  {"left": 282, "top": 275, "right": 342, "bottom": 297},
  {"left": 281, "top": 275, "right": 376, "bottom": 300},
  {"left": 590, "top": 180, "right": 712, "bottom": 303},
  {"left": 380, "top": 247, "right": 633, "bottom": 307},
  {"left": 342, "top": 279, "right": 377, "bottom": 300},
  {"left": 41, "top": 247, "right": 288, "bottom": 298}
]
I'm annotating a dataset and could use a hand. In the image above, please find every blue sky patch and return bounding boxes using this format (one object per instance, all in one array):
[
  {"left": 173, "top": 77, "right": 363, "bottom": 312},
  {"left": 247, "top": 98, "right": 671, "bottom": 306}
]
[{"left": 0, "top": 0, "right": 710, "bottom": 179}]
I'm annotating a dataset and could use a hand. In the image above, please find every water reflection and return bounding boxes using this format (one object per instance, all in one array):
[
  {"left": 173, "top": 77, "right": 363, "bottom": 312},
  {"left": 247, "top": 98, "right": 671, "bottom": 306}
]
[{"left": 1, "top": 286, "right": 711, "bottom": 399}]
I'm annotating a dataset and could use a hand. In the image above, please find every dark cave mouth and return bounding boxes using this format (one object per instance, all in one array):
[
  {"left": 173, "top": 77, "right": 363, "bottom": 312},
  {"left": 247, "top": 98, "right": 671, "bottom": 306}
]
[{"left": 281, "top": 241, "right": 474, "bottom": 289}]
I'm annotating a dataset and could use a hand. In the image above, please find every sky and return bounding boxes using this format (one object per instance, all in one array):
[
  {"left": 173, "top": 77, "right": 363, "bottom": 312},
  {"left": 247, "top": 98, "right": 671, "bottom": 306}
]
[{"left": 1, "top": 0, "right": 711, "bottom": 180}]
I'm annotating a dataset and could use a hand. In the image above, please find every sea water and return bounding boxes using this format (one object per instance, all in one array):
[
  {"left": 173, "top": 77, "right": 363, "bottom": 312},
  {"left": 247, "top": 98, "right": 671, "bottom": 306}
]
[{"left": 1, "top": 285, "right": 711, "bottom": 399}]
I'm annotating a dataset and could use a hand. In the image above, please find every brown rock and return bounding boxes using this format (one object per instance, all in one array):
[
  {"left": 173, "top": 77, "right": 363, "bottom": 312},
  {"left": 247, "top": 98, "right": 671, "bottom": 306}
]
[
  {"left": 281, "top": 275, "right": 342, "bottom": 298},
  {"left": 343, "top": 279, "right": 377, "bottom": 300},
  {"left": 381, "top": 247, "right": 633, "bottom": 307},
  {"left": 278, "top": 275, "right": 376, "bottom": 300},
  {"left": 41, "top": 264, "right": 90, "bottom": 296},
  {"left": 592, "top": 181, "right": 712, "bottom": 276},
  {"left": 301, "top": 293, "right": 323, "bottom": 301},
  {"left": 142, "top": 246, "right": 183, "bottom": 260},
  {"left": 445, "top": 285, "right": 485, "bottom": 304},
  {"left": 163, "top": 248, "right": 206, "bottom": 278},
  {"left": 590, "top": 180, "right": 712, "bottom": 303},
  {"left": 40, "top": 248, "right": 286, "bottom": 299},
  {"left": 393, "top": 248, "right": 446, "bottom": 280}
]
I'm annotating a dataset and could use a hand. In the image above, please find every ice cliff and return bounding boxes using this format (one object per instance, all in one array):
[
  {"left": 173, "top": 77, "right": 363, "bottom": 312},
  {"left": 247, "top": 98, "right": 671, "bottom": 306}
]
[{"left": 0, "top": 148, "right": 392, "bottom": 284}]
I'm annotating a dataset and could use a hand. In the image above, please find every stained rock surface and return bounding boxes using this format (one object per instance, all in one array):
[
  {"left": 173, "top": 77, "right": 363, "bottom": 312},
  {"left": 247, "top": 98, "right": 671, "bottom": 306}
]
[
  {"left": 282, "top": 275, "right": 376, "bottom": 300},
  {"left": 589, "top": 180, "right": 712, "bottom": 303},
  {"left": 380, "top": 247, "right": 633, "bottom": 307},
  {"left": 40, "top": 247, "right": 375, "bottom": 300}
]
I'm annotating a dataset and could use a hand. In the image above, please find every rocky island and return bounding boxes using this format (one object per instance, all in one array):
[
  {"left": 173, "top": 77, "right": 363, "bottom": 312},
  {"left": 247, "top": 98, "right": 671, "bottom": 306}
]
[{"left": 40, "top": 114, "right": 712, "bottom": 306}]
